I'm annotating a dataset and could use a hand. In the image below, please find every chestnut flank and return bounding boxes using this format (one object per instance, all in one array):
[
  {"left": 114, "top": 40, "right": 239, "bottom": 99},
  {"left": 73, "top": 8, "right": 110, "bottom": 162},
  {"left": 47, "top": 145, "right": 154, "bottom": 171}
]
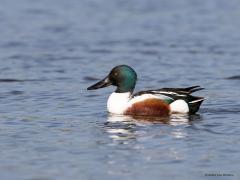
[{"left": 125, "top": 98, "right": 170, "bottom": 116}]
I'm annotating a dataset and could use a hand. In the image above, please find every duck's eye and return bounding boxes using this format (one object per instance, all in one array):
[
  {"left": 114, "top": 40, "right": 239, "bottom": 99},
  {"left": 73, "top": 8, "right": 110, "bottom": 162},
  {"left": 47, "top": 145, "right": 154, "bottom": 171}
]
[{"left": 114, "top": 72, "right": 118, "bottom": 76}]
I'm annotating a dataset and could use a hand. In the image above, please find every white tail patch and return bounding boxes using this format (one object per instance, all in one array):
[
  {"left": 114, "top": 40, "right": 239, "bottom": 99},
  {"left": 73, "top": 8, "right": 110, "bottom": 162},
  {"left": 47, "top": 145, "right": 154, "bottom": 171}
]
[{"left": 170, "top": 100, "right": 189, "bottom": 113}]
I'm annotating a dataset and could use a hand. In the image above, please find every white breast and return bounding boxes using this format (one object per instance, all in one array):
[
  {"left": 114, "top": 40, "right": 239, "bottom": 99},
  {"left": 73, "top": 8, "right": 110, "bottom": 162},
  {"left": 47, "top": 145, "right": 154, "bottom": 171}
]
[{"left": 107, "top": 92, "right": 131, "bottom": 114}]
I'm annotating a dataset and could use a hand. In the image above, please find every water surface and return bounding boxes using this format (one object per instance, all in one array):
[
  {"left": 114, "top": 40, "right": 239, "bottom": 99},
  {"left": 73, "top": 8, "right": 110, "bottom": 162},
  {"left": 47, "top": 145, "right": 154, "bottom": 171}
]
[{"left": 0, "top": 0, "right": 240, "bottom": 179}]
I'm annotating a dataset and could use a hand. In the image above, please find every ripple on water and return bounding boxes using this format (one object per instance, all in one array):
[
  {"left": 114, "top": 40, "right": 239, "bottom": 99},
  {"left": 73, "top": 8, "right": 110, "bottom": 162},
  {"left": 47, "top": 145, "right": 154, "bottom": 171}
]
[{"left": 225, "top": 75, "right": 240, "bottom": 80}]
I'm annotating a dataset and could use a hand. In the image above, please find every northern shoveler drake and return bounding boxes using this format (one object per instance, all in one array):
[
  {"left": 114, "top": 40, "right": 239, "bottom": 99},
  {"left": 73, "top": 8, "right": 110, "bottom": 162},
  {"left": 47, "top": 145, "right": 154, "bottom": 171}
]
[{"left": 87, "top": 65, "right": 204, "bottom": 116}]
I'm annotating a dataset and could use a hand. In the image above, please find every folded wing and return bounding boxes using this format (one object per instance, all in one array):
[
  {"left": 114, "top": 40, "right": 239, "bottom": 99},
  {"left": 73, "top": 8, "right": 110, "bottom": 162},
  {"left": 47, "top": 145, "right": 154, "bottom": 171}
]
[{"left": 132, "top": 86, "right": 204, "bottom": 114}]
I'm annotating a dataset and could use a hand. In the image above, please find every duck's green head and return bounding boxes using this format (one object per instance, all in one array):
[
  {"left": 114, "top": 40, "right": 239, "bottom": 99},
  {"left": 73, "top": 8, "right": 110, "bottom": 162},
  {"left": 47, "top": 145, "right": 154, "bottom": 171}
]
[{"left": 87, "top": 65, "right": 137, "bottom": 93}]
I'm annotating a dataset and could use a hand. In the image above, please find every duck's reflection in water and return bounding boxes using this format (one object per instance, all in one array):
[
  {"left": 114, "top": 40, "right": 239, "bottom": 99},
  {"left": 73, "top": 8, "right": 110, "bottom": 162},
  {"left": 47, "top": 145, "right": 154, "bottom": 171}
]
[
  {"left": 104, "top": 114, "right": 201, "bottom": 142},
  {"left": 104, "top": 115, "right": 137, "bottom": 141}
]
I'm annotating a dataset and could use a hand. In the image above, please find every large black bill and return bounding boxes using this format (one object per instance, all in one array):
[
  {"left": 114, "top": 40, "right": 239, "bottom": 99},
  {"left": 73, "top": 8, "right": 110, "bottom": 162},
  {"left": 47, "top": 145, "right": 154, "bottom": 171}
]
[{"left": 87, "top": 76, "right": 112, "bottom": 90}]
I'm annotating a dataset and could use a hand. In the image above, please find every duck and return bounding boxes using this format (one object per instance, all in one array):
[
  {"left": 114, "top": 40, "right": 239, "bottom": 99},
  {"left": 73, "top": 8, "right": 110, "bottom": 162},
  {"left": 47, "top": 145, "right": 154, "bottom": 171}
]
[{"left": 87, "top": 65, "right": 204, "bottom": 116}]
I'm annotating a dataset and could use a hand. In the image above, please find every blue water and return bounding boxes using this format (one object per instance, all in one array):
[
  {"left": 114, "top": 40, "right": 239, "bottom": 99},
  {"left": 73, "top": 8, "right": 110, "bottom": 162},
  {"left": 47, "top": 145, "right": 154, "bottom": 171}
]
[{"left": 0, "top": 0, "right": 240, "bottom": 179}]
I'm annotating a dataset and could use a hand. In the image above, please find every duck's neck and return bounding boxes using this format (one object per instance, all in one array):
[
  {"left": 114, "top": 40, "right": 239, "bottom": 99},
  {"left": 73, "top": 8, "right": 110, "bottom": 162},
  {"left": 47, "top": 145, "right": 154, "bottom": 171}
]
[{"left": 107, "top": 92, "right": 131, "bottom": 114}]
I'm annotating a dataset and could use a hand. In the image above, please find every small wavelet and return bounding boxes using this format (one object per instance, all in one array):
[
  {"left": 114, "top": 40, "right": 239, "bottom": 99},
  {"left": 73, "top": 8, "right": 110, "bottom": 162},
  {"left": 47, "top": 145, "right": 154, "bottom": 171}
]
[
  {"left": 83, "top": 76, "right": 100, "bottom": 81},
  {"left": 1, "top": 41, "right": 27, "bottom": 48},
  {"left": 0, "top": 79, "right": 24, "bottom": 82},
  {"left": 0, "top": 78, "right": 48, "bottom": 83},
  {"left": 225, "top": 75, "right": 240, "bottom": 80},
  {"left": 9, "top": 91, "right": 24, "bottom": 95},
  {"left": 88, "top": 47, "right": 113, "bottom": 54}
]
